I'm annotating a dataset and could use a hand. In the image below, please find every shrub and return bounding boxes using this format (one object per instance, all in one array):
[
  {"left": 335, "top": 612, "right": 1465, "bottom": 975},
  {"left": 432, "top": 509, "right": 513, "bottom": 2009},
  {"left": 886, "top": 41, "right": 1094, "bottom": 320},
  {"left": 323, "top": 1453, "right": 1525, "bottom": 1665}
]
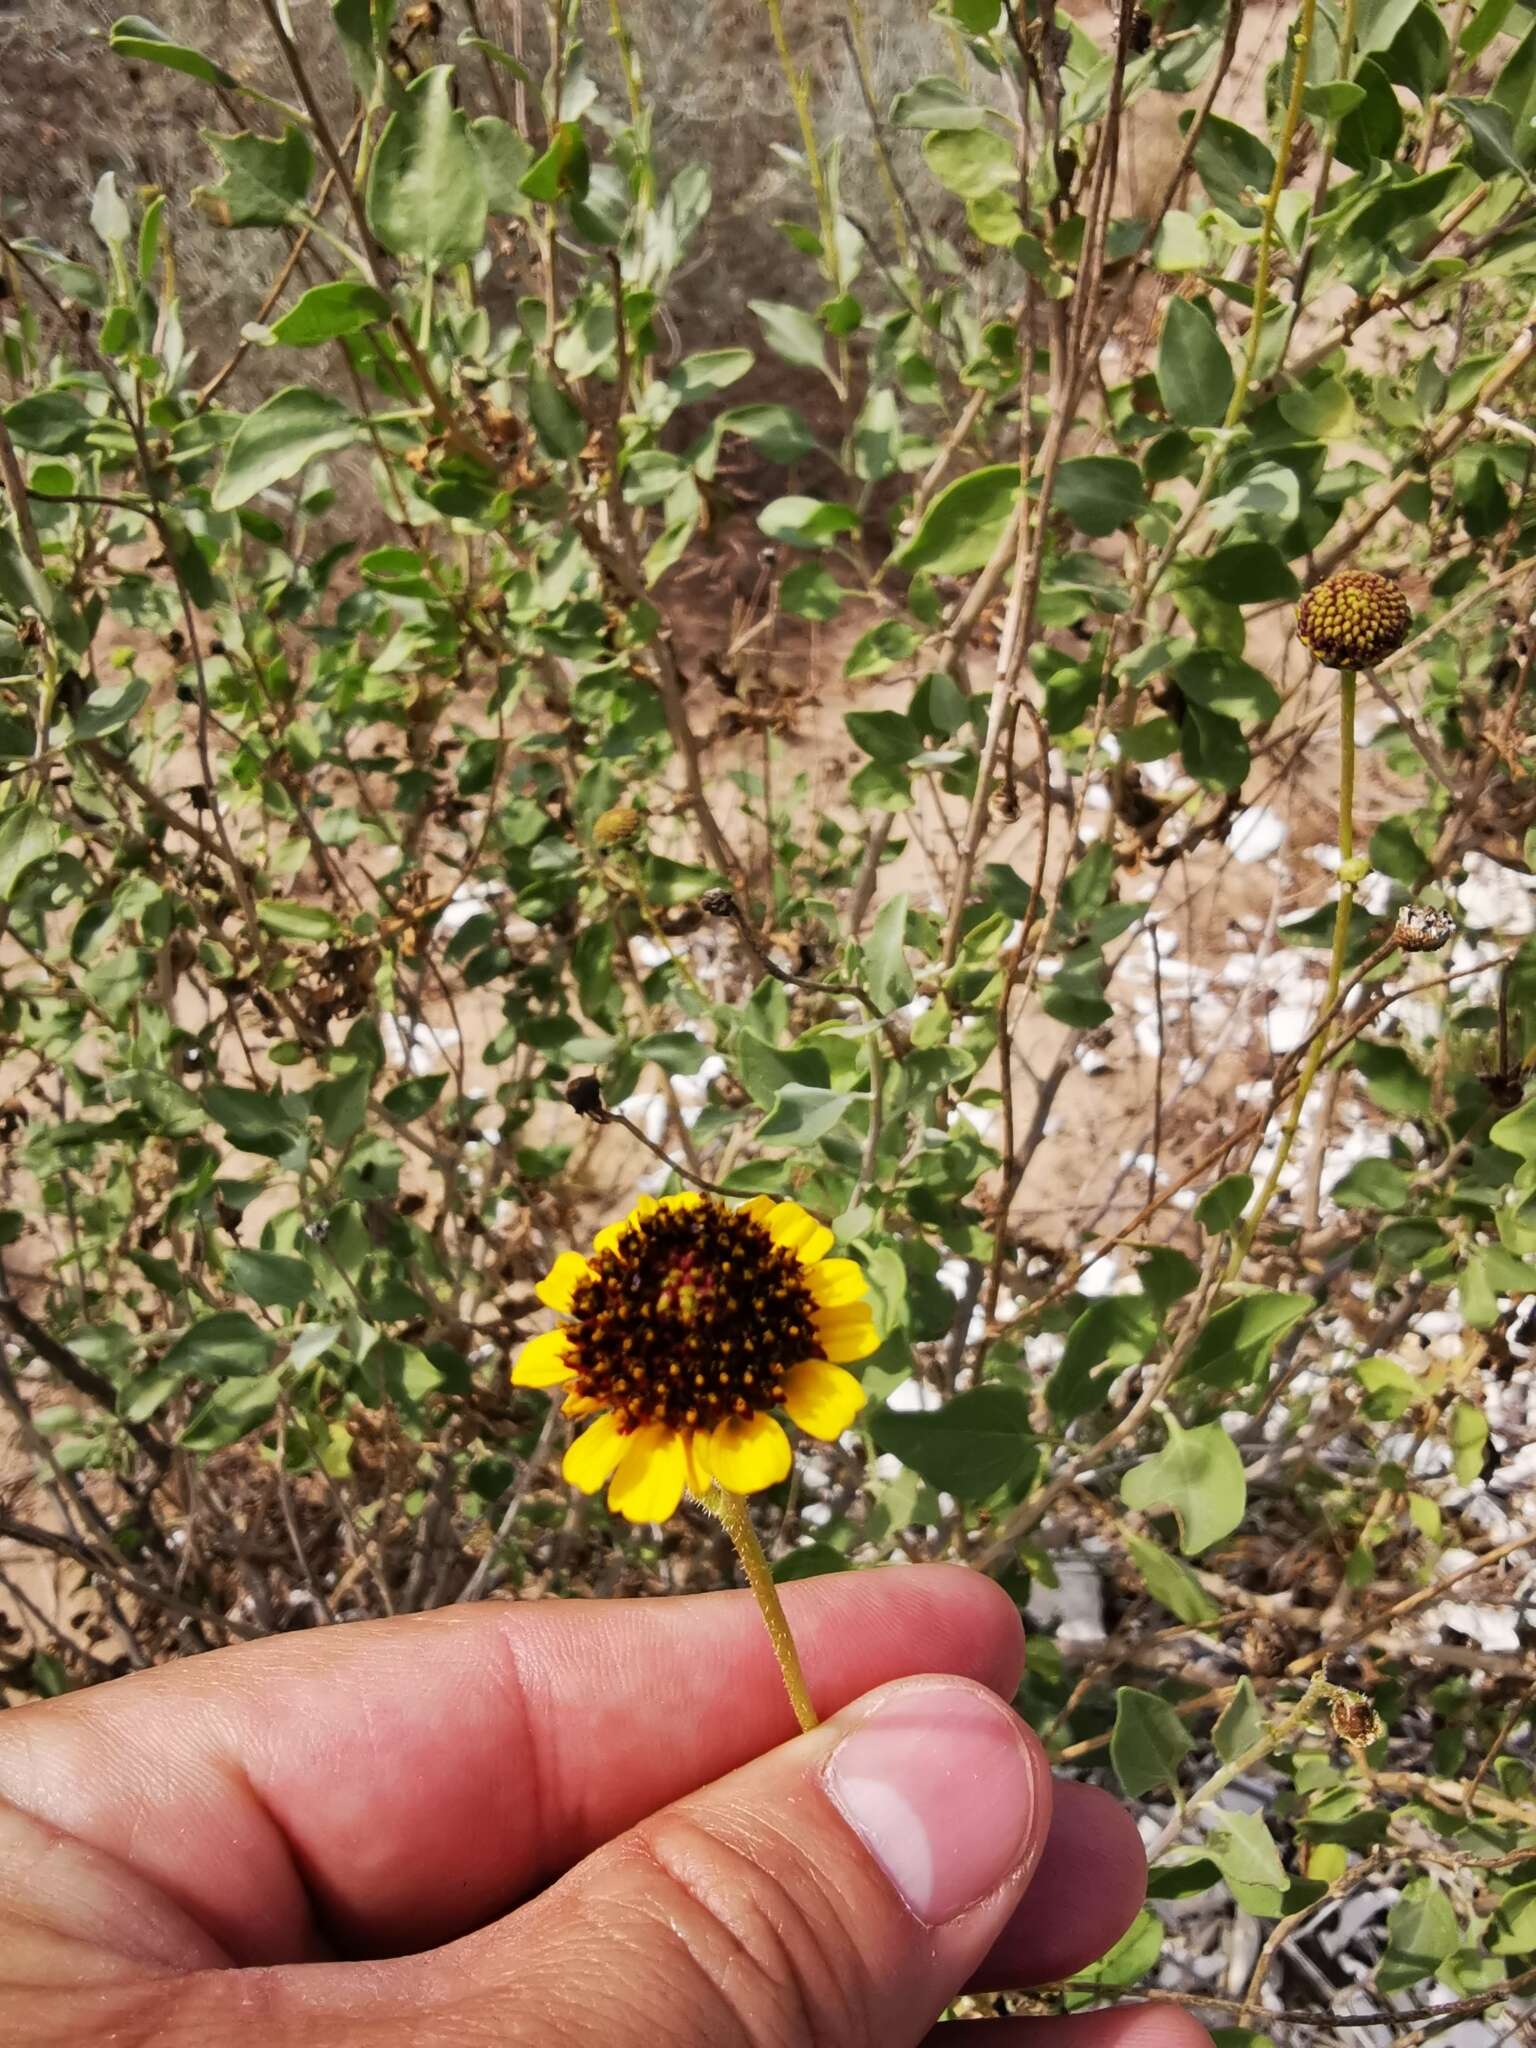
[{"left": 1, "top": 0, "right": 1535, "bottom": 2029}]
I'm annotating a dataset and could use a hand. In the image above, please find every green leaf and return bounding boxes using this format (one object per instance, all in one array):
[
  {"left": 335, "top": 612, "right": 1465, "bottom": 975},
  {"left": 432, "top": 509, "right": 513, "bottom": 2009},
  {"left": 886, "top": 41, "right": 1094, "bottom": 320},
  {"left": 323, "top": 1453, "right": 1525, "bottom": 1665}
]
[
  {"left": 1208, "top": 1810, "right": 1288, "bottom": 1917},
  {"left": 211, "top": 387, "right": 359, "bottom": 512},
  {"left": 1448, "top": 1398, "right": 1489, "bottom": 1484},
  {"left": 1188, "top": 112, "right": 1275, "bottom": 222},
  {"left": 1382, "top": 1877, "right": 1460, "bottom": 1987},
  {"left": 1331, "top": 1156, "right": 1412, "bottom": 1211},
  {"left": 528, "top": 364, "right": 587, "bottom": 459},
  {"left": 846, "top": 710, "right": 921, "bottom": 765},
  {"left": 1446, "top": 95, "right": 1532, "bottom": 179},
  {"left": 202, "top": 1084, "right": 306, "bottom": 1159},
  {"left": 470, "top": 114, "right": 534, "bottom": 216},
  {"left": 1111, "top": 1686, "right": 1192, "bottom": 1798},
  {"left": 1214, "top": 1677, "right": 1265, "bottom": 1764},
  {"left": 1195, "top": 1173, "right": 1253, "bottom": 1234},
  {"left": 110, "top": 14, "right": 237, "bottom": 88},
  {"left": 670, "top": 348, "right": 755, "bottom": 401},
  {"left": 1124, "top": 1528, "right": 1222, "bottom": 1625},
  {"left": 845, "top": 621, "right": 920, "bottom": 680},
  {"left": 1157, "top": 296, "right": 1234, "bottom": 428},
  {"left": 1489, "top": 1880, "right": 1536, "bottom": 1955},
  {"left": 755, "top": 1085, "right": 856, "bottom": 1145},
  {"left": 366, "top": 65, "right": 487, "bottom": 270},
  {"left": 0, "top": 803, "right": 55, "bottom": 897},
  {"left": 772, "top": 1542, "right": 853, "bottom": 1582},
  {"left": 890, "top": 464, "right": 1020, "bottom": 577},
  {"left": 1049, "top": 456, "right": 1148, "bottom": 538},
  {"left": 1122, "top": 1413, "right": 1247, "bottom": 1555},
  {"left": 1048, "top": 1295, "right": 1160, "bottom": 1422},
  {"left": 180, "top": 1370, "right": 283, "bottom": 1451},
  {"left": 198, "top": 126, "right": 314, "bottom": 229},
  {"left": 224, "top": 1249, "right": 317, "bottom": 1311},
  {"left": 74, "top": 677, "right": 149, "bottom": 740},
  {"left": 865, "top": 893, "right": 915, "bottom": 1013},
  {"left": 1352, "top": 1040, "right": 1430, "bottom": 1118},
  {"left": 923, "top": 126, "right": 1017, "bottom": 199},
  {"left": 270, "top": 280, "right": 391, "bottom": 346},
  {"left": 718, "top": 403, "right": 816, "bottom": 465},
  {"left": 1181, "top": 1291, "right": 1309, "bottom": 1391},
  {"left": 1491, "top": 1088, "right": 1536, "bottom": 1158},
  {"left": 781, "top": 564, "right": 845, "bottom": 620},
  {"left": 162, "top": 1310, "right": 276, "bottom": 1381},
  {"left": 3, "top": 392, "right": 95, "bottom": 455},
  {"left": 749, "top": 299, "right": 832, "bottom": 381},
  {"left": 254, "top": 900, "right": 342, "bottom": 945},
  {"left": 1189, "top": 542, "right": 1299, "bottom": 605},
  {"left": 1175, "top": 650, "right": 1281, "bottom": 725},
  {"left": 758, "top": 496, "right": 859, "bottom": 548},
  {"left": 871, "top": 1384, "right": 1038, "bottom": 1501},
  {"left": 890, "top": 76, "right": 990, "bottom": 130}
]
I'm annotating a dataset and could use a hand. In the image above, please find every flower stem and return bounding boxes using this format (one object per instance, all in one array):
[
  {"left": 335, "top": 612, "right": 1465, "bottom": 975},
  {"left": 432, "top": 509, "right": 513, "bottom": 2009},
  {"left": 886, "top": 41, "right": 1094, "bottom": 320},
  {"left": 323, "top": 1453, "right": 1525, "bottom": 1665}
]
[
  {"left": 1229, "top": 670, "right": 1358, "bottom": 1276},
  {"left": 710, "top": 1486, "right": 819, "bottom": 1732}
]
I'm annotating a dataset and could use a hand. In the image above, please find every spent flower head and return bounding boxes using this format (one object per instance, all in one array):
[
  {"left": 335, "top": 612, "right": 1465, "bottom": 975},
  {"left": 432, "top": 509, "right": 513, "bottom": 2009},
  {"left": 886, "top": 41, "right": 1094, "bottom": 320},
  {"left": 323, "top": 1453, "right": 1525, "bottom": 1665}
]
[
  {"left": 513, "top": 1193, "right": 872, "bottom": 1522},
  {"left": 1296, "top": 571, "right": 1412, "bottom": 670}
]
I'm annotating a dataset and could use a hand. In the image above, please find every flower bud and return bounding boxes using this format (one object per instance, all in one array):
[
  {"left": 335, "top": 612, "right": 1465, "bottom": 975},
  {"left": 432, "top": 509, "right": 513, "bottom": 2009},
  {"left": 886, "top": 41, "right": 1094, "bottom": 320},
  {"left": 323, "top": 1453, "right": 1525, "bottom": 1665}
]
[{"left": 593, "top": 804, "right": 644, "bottom": 850}]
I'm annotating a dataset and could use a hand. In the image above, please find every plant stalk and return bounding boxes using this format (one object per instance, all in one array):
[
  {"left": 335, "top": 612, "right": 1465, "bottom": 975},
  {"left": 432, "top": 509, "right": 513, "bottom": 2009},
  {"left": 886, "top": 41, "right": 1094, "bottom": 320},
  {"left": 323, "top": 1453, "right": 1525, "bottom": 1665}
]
[
  {"left": 711, "top": 1485, "right": 818, "bottom": 1732},
  {"left": 1229, "top": 668, "right": 1358, "bottom": 1274}
]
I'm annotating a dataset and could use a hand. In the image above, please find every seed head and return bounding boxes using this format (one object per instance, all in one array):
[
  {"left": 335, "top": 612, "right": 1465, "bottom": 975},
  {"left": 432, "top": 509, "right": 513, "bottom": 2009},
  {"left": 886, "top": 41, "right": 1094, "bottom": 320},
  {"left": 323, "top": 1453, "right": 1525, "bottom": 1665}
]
[
  {"left": 593, "top": 804, "right": 644, "bottom": 850},
  {"left": 700, "top": 887, "right": 738, "bottom": 918},
  {"left": 1330, "top": 1692, "right": 1379, "bottom": 1746},
  {"left": 1296, "top": 572, "right": 1412, "bottom": 670},
  {"left": 564, "top": 1074, "right": 608, "bottom": 1122},
  {"left": 1393, "top": 904, "right": 1455, "bottom": 954}
]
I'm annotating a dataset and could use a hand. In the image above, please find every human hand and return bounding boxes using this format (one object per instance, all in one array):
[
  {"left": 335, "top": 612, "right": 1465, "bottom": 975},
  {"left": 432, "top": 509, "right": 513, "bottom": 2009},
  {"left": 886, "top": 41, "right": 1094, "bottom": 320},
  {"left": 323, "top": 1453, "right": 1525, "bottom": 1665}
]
[{"left": 0, "top": 1564, "right": 1208, "bottom": 2048}]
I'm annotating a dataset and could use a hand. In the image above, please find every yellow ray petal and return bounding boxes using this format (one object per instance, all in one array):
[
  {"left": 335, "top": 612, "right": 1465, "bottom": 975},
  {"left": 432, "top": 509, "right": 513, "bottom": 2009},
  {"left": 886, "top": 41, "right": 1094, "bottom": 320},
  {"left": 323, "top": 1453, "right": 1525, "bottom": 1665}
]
[
  {"left": 562, "top": 1412, "right": 628, "bottom": 1493},
  {"left": 536, "top": 1251, "right": 592, "bottom": 1314},
  {"left": 742, "top": 1194, "right": 776, "bottom": 1226},
  {"left": 607, "top": 1425, "right": 688, "bottom": 1523},
  {"left": 511, "top": 1328, "right": 575, "bottom": 1387},
  {"left": 709, "top": 1412, "right": 792, "bottom": 1494},
  {"left": 658, "top": 1191, "right": 704, "bottom": 1213},
  {"left": 682, "top": 1429, "right": 713, "bottom": 1498},
  {"left": 814, "top": 1307, "right": 879, "bottom": 1363},
  {"left": 765, "top": 1200, "right": 835, "bottom": 1265},
  {"left": 562, "top": 1392, "right": 602, "bottom": 1417},
  {"left": 805, "top": 1258, "right": 867, "bottom": 1309},
  {"left": 595, "top": 1195, "right": 659, "bottom": 1257},
  {"left": 783, "top": 1360, "right": 866, "bottom": 1440}
]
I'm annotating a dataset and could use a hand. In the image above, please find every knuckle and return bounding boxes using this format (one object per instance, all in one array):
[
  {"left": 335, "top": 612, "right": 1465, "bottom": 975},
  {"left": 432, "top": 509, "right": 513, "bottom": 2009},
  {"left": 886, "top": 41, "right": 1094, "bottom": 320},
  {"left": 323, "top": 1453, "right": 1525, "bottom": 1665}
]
[{"left": 623, "top": 1810, "right": 873, "bottom": 2048}]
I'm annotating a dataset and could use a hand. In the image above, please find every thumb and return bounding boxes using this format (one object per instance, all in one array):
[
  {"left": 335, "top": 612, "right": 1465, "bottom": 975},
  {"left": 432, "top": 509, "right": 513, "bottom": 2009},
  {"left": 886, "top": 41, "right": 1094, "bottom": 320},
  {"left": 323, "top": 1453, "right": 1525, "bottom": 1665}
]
[{"left": 452, "top": 1672, "right": 1052, "bottom": 2048}]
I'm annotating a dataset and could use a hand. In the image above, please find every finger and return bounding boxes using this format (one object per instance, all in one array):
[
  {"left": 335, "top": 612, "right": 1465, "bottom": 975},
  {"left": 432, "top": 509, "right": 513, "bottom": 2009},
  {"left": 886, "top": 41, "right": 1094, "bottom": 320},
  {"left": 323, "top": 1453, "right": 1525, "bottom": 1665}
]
[
  {"left": 416, "top": 1672, "right": 1056, "bottom": 2048},
  {"left": 0, "top": 1563, "right": 1024, "bottom": 1968},
  {"left": 971, "top": 1780, "right": 1147, "bottom": 1988},
  {"left": 929, "top": 2009, "right": 1213, "bottom": 2047}
]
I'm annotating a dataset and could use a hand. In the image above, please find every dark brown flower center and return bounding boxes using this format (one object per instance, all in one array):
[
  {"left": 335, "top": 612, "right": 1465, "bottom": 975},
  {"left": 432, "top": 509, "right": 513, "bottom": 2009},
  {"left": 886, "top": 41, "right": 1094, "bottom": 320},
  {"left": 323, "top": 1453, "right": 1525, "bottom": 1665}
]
[{"left": 566, "top": 1201, "right": 819, "bottom": 1434}]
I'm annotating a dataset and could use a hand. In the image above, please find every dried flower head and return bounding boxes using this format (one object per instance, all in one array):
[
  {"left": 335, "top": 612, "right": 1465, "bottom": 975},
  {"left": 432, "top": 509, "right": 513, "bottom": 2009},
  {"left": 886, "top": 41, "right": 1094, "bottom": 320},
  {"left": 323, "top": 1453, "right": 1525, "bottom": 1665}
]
[
  {"left": 1331, "top": 1692, "right": 1379, "bottom": 1746},
  {"left": 593, "top": 804, "right": 644, "bottom": 850},
  {"left": 563, "top": 1073, "right": 608, "bottom": 1121},
  {"left": 701, "top": 887, "right": 738, "bottom": 917},
  {"left": 1393, "top": 904, "right": 1455, "bottom": 954},
  {"left": 1296, "top": 572, "right": 1412, "bottom": 670},
  {"left": 513, "top": 1194, "right": 872, "bottom": 1522}
]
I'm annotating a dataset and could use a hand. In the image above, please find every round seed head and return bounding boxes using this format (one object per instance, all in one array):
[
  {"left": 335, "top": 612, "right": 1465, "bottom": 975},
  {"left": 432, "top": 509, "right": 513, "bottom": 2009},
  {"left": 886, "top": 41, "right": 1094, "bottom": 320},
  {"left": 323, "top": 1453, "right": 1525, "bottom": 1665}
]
[{"left": 1296, "top": 571, "right": 1412, "bottom": 670}]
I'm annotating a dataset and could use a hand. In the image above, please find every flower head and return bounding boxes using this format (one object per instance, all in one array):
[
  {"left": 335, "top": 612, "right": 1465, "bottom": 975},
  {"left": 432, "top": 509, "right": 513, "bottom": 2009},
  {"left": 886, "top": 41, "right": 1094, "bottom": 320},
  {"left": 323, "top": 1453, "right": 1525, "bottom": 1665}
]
[
  {"left": 1296, "top": 571, "right": 1411, "bottom": 670},
  {"left": 593, "top": 804, "right": 644, "bottom": 849},
  {"left": 513, "top": 1193, "right": 873, "bottom": 1523},
  {"left": 1393, "top": 903, "right": 1455, "bottom": 954}
]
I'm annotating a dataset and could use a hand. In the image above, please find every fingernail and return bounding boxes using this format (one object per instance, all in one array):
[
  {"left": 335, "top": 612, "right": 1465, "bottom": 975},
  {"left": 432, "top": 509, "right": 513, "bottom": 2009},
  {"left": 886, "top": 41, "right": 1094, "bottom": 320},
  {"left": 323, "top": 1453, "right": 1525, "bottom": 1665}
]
[{"left": 821, "top": 1678, "right": 1041, "bottom": 1926}]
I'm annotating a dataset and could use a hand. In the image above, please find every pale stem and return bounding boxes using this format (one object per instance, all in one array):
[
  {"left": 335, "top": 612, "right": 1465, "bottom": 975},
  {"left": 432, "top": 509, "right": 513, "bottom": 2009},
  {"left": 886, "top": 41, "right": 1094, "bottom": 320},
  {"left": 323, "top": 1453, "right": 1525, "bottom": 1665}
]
[
  {"left": 1229, "top": 668, "right": 1359, "bottom": 1275},
  {"left": 710, "top": 1485, "right": 819, "bottom": 1732}
]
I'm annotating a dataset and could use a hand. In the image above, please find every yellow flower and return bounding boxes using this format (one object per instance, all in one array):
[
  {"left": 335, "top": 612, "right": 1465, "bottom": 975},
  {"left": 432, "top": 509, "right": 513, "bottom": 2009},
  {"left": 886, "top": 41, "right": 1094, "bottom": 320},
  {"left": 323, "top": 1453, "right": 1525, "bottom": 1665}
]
[{"left": 512, "top": 1192, "right": 873, "bottom": 1524}]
